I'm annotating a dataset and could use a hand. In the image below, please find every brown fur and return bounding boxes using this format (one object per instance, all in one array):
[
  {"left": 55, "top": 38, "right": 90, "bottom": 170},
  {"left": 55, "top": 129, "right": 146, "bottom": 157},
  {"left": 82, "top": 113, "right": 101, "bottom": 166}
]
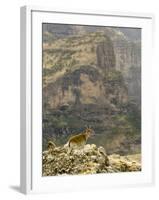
[{"left": 67, "top": 128, "right": 95, "bottom": 152}]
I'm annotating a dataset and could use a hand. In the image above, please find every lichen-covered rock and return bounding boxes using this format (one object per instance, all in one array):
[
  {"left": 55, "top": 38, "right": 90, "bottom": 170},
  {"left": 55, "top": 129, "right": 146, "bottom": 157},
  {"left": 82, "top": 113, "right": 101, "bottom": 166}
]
[
  {"left": 42, "top": 144, "right": 141, "bottom": 176},
  {"left": 108, "top": 154, "right": 141, "bottom": 172}
]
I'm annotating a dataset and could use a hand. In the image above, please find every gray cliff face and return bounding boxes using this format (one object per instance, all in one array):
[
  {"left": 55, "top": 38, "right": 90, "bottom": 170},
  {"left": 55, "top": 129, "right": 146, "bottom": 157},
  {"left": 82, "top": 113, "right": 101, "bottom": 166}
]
[
  {"left": 44, "top": 25, "right": 141, "bottom": 106},
  {"left": 100, "top": 28, "right": 141, "bottom": 106},
  {"left": 112, "top": 38, "right": 141, "bottom": 106},
  {"left": 96, "top": 41, "right": 116, "bottom": 72}
]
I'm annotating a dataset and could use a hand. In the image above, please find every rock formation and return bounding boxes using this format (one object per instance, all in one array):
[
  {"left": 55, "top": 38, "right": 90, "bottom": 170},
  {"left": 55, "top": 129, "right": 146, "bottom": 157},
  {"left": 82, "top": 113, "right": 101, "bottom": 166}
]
[{"left": 42, "top": 143, "right": 141, "bottom": 176}]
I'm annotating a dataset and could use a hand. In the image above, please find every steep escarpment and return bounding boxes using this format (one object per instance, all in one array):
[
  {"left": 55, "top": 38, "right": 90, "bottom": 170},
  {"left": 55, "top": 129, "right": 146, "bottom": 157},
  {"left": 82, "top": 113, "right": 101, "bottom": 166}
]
[
  {"left": 42, "top": 26, "right": 141, "bottom": 156},
  {"left": 43, "top": 31, "right": 127, "bottom": 109}
]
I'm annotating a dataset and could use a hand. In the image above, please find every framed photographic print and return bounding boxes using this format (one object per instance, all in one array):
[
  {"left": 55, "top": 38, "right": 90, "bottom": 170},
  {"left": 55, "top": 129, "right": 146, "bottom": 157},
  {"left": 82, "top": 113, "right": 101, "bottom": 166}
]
[{"left": 20, "top": 6, "right": 154, "bottom": 194}]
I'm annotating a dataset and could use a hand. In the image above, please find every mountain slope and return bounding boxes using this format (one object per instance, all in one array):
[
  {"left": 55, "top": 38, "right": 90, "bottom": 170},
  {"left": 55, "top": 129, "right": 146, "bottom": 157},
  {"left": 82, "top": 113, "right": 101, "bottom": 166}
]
[{"left": 42, "top": 26, "right": 141, "bottom": 155}]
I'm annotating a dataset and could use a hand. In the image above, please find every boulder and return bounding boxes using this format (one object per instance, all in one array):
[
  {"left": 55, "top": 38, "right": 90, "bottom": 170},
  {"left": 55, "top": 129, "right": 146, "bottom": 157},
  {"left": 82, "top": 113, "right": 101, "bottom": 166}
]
[{"left": 42, "top": 144, "right": 141, "bottom": 176}]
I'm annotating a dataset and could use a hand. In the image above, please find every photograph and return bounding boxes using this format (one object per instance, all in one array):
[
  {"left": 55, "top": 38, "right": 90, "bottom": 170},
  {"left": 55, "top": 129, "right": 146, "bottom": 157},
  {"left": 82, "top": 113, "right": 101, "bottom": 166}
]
[{"left": 42, "top": 23, "right": 141, "bottom": 176}]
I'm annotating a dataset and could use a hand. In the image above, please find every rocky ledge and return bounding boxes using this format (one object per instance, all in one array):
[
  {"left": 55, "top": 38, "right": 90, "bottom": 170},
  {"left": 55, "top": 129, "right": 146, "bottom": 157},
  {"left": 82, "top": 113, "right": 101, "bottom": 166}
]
[{"left": 42, "top": 144, "right": 141, "bottom": 176}]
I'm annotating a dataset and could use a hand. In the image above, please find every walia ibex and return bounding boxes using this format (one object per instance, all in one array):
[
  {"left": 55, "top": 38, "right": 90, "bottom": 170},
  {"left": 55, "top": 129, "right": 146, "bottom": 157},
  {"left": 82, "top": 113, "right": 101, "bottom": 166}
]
[
  {"left": 65, "top": 127, "right": 95, "bottom": 153},
  {"left": 47, "top": 141, "right": 56, "bottom": 152}
]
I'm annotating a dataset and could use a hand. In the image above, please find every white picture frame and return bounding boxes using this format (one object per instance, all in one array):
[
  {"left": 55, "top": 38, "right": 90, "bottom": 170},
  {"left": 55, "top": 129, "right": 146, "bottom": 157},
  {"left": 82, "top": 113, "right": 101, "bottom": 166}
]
[{"left": 20, "top": 5, "right": 154, "bottom": 194}]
